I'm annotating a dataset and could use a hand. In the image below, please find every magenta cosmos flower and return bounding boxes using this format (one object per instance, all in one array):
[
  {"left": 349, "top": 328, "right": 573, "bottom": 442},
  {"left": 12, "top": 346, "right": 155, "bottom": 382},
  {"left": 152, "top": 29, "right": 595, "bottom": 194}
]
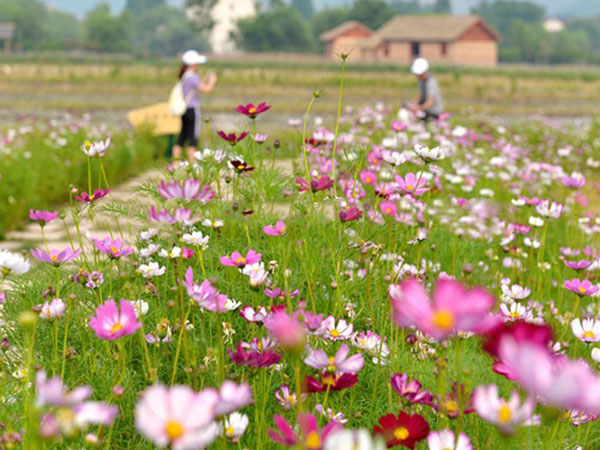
[
  {"left": 264, "top": 310, "right": 306, "bottom": 350},
  {"left": 93, "top": 236, "right": 133, "bottom": 259},
  {"left": 228, "top": 341, "right": 281, "bottom": 368},
  {"left": 395, "top": 173, "right": 429, "bottom": 196},
  {"left": 135, "top": 384, "right": 220, "bottom": 450},
  {"left": 29, "top": 209, "right": 58, "bottom": 225},
  {"left": 389, "top": 278, "right": 497, "bottom": 340},
  {"left": 75, "top": 188, "right": 111, "bottom": 203},
  {"left": 296, "top": 176, "right": 334, "bottom": 193},
  {"left": 89, "top": 299, "right": 142, "bottom": 340},
  {"left": 31, "top": 247, "right": 81, "bottom": 266},
  {"left": 390, "top": 373, "right": 435, "bottom": 406},
  {"left": 565, "top": 279, "right": 599, "bottom": 297},
  {"left": 220, "top": 249, "right": 261, "bottom": 268},
  {"left": 564, "top": 260, "right": 593, "bottom": 271},
  {"left": 147, "top": 207, "right": 199, "bottom": 226},
  {"left": 268, "top": 413, "right": 341, "bottom": 448},
  {"left": 264, "top": 221, "right": 286, "bottom": 236},
  {"left": 235, "top": 102, "right": 271, "bottom": 119},
  {"left": 218, "top": 131, "right": 248, "bottom": 146},
  {"left": 157, "top": 179, "right": 215, "bottom": 204},
  {"left": 339, "top": 206, "right": 362, "bottom": 222},
  {"left": 185, "top": 267, "right": 230, "bottom": 312},
  {"left": 304, "top": 343, "right": 364, "bottom": 374}
]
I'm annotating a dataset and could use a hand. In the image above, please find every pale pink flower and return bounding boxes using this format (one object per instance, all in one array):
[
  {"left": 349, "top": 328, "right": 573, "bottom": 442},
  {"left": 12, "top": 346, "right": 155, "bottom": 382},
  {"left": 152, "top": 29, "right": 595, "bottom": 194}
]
[
  {"left": 571, "top": 318, "right": 600, "bottom": 343},
  {"left": 304, "top": 343, "right": 364, "bottom": 374},
  {"left": 473, "top": 384, "right": 535, "bottom": 434}
]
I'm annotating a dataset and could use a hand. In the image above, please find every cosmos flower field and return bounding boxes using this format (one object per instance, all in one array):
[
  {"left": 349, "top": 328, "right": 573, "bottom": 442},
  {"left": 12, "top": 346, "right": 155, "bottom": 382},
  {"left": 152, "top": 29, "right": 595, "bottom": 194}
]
[{"left": 0, "top": 94, "right": 599, "bottom": 449}]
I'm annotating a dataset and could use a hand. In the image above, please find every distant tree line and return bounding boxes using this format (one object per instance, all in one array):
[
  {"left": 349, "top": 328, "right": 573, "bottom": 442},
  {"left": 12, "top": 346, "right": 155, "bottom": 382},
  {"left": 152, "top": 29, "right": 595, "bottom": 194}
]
[
  {"left": 0, "top": 0, "right": 209, "bottom": 56},
  {"left": 237, "top": 0, "right": 600, "bottom": 65}
]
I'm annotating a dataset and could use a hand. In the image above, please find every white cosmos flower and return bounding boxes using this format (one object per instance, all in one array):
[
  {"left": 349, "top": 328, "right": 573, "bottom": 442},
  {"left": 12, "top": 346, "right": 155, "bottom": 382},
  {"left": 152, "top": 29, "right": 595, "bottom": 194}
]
[
  {"left": 427, "top": 430, "right": 472, "bottom": 450},
  {"left": 201, "top": 219, "right": 224, "bottom": 228},
  {"left": 535, "top": 200, "right": 563, "bottom": 219},
  {"left": 139, "top": 244, "right": 159, "bottom": 258},
  {"left": 473, "top": 385, "right": 535, "bottom": 434},
  {"left": 571, "top": 318, "right": 600, "bottom": 343},
  {"left": 414, "top": 143, "right": 445, "bottom": 162},
  {"left": 222, "top": 412, "right": 248, "bottom": 443},
  {"left": 500, "top": 302, "right": 532, "bottom": 322},
  {"left": 181, "top": 231, "right": 209, "bottom": 249},
  {"left": 528, "top": 216, "right": 544, "bottom": 227},
  {"left": 139, "top": 229, "right": 158, "bottom": 241},
  {"left": 159, "top": 247, "right": 181, "bottom": 259},
  {"left": 0, "top": 250, "right": 30, "bottom": 276},
  {"left": 138, "top": 262, "right": 166, "bottom": 278},
  {"left": 591, "top": 348, "right": 600, "bottom": 364},
  {"left": 40, "top": 298, "right": 66, "bottom": 319},
  {"left": 132, "top": 300, "right": 149, "bottom": 318},
  {"left": 501, "top": 284, "right": 531, "bottom": 300},
  {"left": 325, "top": 429, "right": 386, "bottom": 450}
]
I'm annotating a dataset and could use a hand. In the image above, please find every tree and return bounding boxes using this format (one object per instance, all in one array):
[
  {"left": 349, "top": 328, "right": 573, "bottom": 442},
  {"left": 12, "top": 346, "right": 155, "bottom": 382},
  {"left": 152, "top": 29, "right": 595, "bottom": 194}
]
[
  {"left": 0, "top": 0, "right": 46, "bottom": 50},
  {"left": 126, "top": 0, "right": 166, "bottom": 14},
  {"left": 389, "top": 0, "right": 424, "bottom": 14},
  {"left": 84, "top": 4, "right": 131, "bottom": 52},
  {"left": 292, "top": 0, "right": 314, "bottom": 19},
  {"left": 236, "top": 5, "right": 315, "bottom": 52},
  {"left": 42, "top": 9, "right": 83, "bottom": 50},
  {"left": 472, "top": 0, "right": 545, "bottom": 36},
  {"left": 185, "top": 0, "right": 218, "bottom": 31},
  {"left": 347, "top": 0, "right": 395, "bottom": 30},
  {"left": 434, "top": 0, "right": 451, "bottom": 13}
]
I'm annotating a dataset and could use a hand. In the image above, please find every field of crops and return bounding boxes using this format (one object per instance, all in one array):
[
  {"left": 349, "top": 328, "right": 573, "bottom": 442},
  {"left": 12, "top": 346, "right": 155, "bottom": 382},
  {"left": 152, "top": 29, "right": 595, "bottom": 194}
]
[{"left": 0, "top": 54, "right": 599, "bottom": 449}]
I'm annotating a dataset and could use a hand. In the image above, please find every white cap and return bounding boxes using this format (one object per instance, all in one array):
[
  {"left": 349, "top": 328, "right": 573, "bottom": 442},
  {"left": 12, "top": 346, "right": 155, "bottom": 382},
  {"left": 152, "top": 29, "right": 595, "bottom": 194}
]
[
  {"left": 411, "top": 58, "right": 429, "bottom": 76},
  {"left": 182, "top": 50, "right": 207, "bottom": 66}
]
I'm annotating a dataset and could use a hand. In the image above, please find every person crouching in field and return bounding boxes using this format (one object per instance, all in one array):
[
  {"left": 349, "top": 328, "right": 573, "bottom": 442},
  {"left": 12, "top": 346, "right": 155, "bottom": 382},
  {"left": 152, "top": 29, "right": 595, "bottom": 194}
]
[
  {"left": 172, "top": 50, "right": 217, "bottom": 162},
  {"left": 407, "top": 58, "right": 444, "bottom": 122}
]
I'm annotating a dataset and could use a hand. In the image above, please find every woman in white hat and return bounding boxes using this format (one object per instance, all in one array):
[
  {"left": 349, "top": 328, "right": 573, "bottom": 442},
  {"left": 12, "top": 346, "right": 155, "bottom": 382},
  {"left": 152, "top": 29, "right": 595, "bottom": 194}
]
[
  {"left": 408, "top": 58, "right": 444, "bottom": 122},
  {"left": 172, "top": 50, "right": 217, "bottom": 162}
]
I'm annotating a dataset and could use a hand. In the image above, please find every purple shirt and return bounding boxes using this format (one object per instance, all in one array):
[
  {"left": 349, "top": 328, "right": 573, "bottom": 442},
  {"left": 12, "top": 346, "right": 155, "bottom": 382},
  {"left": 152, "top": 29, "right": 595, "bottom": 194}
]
[{"left": 182, "top": 71, "right": 201, "bottom": 109}]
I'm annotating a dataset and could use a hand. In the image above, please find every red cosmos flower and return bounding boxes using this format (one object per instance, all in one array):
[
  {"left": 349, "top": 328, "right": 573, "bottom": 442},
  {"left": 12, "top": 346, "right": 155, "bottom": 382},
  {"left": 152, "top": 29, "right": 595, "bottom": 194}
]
[
  {"left": 303, "top": 372, "right": 358, "bottom": 393},
  {"left": 229, "top": 160, "right": 254, "bottom": 173},
  {"left": 235, "top": 102, "right": 271, "bottom": 119},
  {"left": 75, "top": 188, "right": 111, "bottom": 203},
  {"left": 218, "top": 131, "right": 248, "bottom": 145},
  {"left": 228, "top": 343, "right": 281, "bottom": 368},
  {"left": 296, "top": 176, "right": 334, "bottom": 193},
  {"left": 483, "top": 320, "right": 553, "bottom": 359},
  {"left": 372, "top": 411, "right": 429, "bottom": 449},
  {"left": 339, "top": 206, "right": 362, "bottom": 222}
]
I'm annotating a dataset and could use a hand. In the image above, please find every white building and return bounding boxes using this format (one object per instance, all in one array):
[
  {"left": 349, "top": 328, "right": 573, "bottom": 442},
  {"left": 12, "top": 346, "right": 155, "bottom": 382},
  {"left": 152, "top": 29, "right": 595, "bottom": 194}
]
[
  {"left": 206, "top": 0, "right": 257, "bottom": 54},
  {"left": 543, "top": 18, "right": 565, "bottom": 33}
]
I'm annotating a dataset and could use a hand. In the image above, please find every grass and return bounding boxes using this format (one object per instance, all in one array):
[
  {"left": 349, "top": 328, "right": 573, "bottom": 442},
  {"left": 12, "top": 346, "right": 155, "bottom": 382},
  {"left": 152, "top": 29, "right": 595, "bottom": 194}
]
[{"left": 0, "top": 81, "right": 598, "bottom": 449}]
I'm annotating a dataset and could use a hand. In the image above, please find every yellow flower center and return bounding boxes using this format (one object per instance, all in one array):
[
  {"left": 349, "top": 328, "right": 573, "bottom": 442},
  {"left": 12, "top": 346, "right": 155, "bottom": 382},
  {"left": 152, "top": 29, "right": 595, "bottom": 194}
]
[
  {"left": 394, "top": 427, "right": 409, "bottom": 440},
  {"left": 329, "top": 329, "right": 341, "bottom": 338},
  {"left": 498, "top": 404, "right": 512, "bottom": 424},
  {"left": 235, "top": 257, "right": 246, "bottom": 264},
  {"left": 85, "top": 140, "right": 91, "bottom": 149},
  {"left": 445, "top": 400, "right": 458, "bottom": 415},
  {"left": 225, "top": 426, "right": 235, "bottom": 436},
  {"left": 509, "top": 311, "right": 520, "bottom": 319},
  {"left": 89, "top": 194, "right": 95, "bottom": 200},
  {"left": 322, "top": 375, "right": 336, "bottom": 386},
  {"left": 406, "top": 185, "right": 414, "bottom": 191},
  {"left": 583, "top": 331, "right": 595, "bottom": 339},
  {"left": 110, "top": 246, "right": 118, "bottom": 254},
  {"left": 578, "top": 287, "right": 587, "bottom": 294},
  {"left": 165, "top": 420, "right": 184, "bottom": 441},
  {"left": 110, "top": 323, "right": 123, "bottom": 334},
  {"left": 366, "top": 177, "right": 372, "bottom": 183},
  {"left": 305, "top": 431, "right": 321, "bottom": 449},
  {"left": 248, "top": 107, "right": 256, "bottom": 114},
  {"left": 327, "top": 356, "right": 336, "bottom": 372},
  {"left": 433, "top": 310, "right": 454, "bottom": 331},
  {"left": 385, "top": 208, "right": 392, "bottom": 214},
  {"left": 51, "top": 255, "right": 58, "bottom": 262}
]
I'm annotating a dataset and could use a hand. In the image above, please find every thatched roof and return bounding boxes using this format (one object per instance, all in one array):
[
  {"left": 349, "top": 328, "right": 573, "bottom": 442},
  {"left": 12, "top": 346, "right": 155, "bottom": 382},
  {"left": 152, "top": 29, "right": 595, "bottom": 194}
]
[
  {"left": 360, "top": 15, "right": 499, "bottom": 48},
  {"left": 319, "top": 21, "right": 372, "bottom": 42}
]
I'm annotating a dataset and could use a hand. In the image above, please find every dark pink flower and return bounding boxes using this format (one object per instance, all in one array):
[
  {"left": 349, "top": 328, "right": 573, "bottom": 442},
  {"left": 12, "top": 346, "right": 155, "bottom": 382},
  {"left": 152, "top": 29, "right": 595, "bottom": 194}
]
[
  {"left": 157, "top": 179, "right": 215, "bottom": 204},
  {"left": 303, "top": 372, "right": 358, "bottom": 393},
  {"left": 235, "top": 102, "right": 271, "bottom": 119},
  {"left": 75, "top": 188, "right": 111, "bottom": 203},
  {"left": 296, "top": 176, "right": 334, "bottom": 193},
  {"left": 218, "top": 131, "right": 248, "bottom": 145},
  {"left": 228, "top": 341, "right": 281, "bottom": 368},
  {"left": 264, "top": 221, "right": 286, "bottom": 236},
  {"left": 268, "top": 413, "right": 341, "bottom": 448},
  {"left": 220, "top": 249, "right": 261, "bottom": 268},
  {"left": 339, "top": 206, "right": 362, "bottom": 222},
  {"left": 390, "top": 373, "right": 435, "bottom": 406}
]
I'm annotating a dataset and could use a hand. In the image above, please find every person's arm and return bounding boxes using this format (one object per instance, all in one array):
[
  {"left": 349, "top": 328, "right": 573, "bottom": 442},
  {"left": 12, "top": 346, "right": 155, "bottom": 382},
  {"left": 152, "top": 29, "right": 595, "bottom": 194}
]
[
  {"left": 418, "top": 96, "right": 435, "bottom": 111},
  {"left": 198, "top": 72, "right": 217, "bottom": 94}
]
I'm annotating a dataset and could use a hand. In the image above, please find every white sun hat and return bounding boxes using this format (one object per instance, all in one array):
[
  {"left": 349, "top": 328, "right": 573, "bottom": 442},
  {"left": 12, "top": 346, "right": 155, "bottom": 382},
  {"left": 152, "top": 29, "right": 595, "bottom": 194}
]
[
  {"left": 182, "top": 50, "right": 207, "bottom": 66},
  {"left": 411, "top": 58, "right": 429, "bottom": 75}
]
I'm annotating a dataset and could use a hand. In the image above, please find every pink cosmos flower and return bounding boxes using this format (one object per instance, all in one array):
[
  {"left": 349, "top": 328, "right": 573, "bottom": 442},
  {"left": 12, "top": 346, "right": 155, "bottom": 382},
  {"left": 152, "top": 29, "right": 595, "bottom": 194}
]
[
  {"left": 390, "top": 373, "right": 435, "bottom": 406},
  {"left": 498, "top": 336, "right": 600, "bottom": 414},
  {"left": 565, "top": 279, "right": 599, "bottom": 297},
  {"left": 395, "top": 173, "right": 429, "bottom": 196},
  {"left": 264, "top": 310, "right": 306, "bottom": 350},
  {"left": 564, "top": 259, "right": 591, "bottom": 273},
  {"left": 239, "top": 305, "right": 268, "bottom": 323},
  {"left": 561, "top": 174, "right": 586, "bottom": 189},
  {"left": 29, "top": 209, "right": 58, "bottom": 225},
  {"left": 380, "top": 201, "right": 397, "bottom": 216},
  {"left": 304, "top": 343, "right": 364, "bottom": 374},
  {"left": 75, "top": 188, "right": 110, "bottom": 203},
  {"left": 88, "top": 299, "right": 142, "bottom": 340},
  {"left": 220, "top": 249, "right": 261, "bottom": 268},
  {"left": 275, "top": 385, "right": 304, "bottom": 410},
  {"left": 228, "top": 341, "right": 281, "bottom": 368},
  {"left": 389, "top": 278, "right": 497, "bottom": 340},
  {"left": 472, "top": 384, "right": 535, "bottom": 434},
  {"left": 296, "top": 176, "right": 334, "bottom": 193},
  {"left": 535, "top": 200, "right": 563, "bottom": 218},
  {"left": 268, "top": 413, "right": 341, "bottom": 448},
  {"left": 318, "top": 317, "right": 354, "bottom": 341},
  {"left": 157, "top": 179, "right": 215, "bottom": 204},
  {"left": 264, "top": 221, "right": 286, "bottom": 236},
  {"left": 135, "top": 384, "right": 220, "bottom": 450},
  {"left": 214, "top": 380, "right": 254, "bottom": 416},
  {"left": 339, "top": 206, "right": 362, "bottom": 223},
  {"left": 31, "top": 247, "right": 81, "bottom": 266},
  {"left": 93, "top": 236, "right": 133, "bottom": 259},
  {"left": 148, "top": 207, "right": 199, "bottom": 226},
  {"left": 265, "top": 288, "right": 300, "bottom": 300},
  {"left": 40, "top": 298, "right": 66, "bottom": 319},
  {"left": 235, "top": 102, "right": 271, "bottom": 119},
  {"left": 185, "top": 267, "right": 230, "bottom": 312},
  {"left": 359, "top": 170, "right": 377, "bottom": 185}
]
